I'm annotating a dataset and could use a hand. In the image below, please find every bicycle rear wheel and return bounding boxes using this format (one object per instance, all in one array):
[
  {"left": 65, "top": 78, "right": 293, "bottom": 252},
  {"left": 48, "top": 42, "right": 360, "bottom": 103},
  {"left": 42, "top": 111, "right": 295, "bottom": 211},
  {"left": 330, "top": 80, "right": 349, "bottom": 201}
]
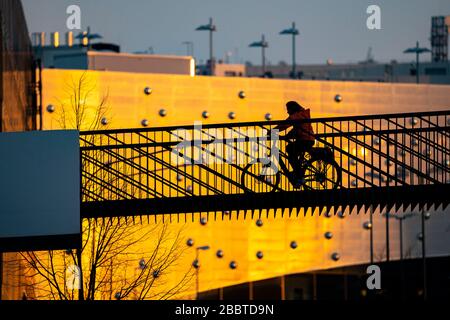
[
  {"left": 241, "top": 160, "right": 281, "bottom": 193},
  {"left": 302, "top": 159, "right": 341, "bottom": 190}
]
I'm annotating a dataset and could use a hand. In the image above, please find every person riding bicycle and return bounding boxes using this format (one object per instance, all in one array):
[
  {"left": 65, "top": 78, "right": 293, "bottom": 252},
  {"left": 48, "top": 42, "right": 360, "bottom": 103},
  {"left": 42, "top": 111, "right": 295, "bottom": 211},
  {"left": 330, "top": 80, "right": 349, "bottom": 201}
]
[{"left": 273, "top": 101, "right": 315, "bottom": 182}]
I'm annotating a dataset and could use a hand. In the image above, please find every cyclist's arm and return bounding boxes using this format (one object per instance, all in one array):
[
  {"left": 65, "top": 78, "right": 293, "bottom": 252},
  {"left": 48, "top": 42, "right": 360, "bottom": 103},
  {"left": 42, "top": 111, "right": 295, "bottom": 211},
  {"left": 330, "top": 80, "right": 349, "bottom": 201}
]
[{"left": 273, "top": 116, "right": 292, "bottom": 132}]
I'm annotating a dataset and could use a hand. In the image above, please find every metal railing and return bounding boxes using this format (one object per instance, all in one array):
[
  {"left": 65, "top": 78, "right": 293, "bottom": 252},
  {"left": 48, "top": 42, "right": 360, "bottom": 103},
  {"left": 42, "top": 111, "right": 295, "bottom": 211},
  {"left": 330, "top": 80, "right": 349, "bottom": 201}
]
[{"left": 80, "top": 110, "right": 450, "bottom": 211}]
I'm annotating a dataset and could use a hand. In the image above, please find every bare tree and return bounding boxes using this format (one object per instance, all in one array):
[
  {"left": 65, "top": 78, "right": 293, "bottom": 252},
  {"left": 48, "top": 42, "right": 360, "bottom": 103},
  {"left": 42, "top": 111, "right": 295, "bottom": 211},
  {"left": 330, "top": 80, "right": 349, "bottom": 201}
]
[{"left": 17, "top": 72, "right": 194, "bottom": 300}]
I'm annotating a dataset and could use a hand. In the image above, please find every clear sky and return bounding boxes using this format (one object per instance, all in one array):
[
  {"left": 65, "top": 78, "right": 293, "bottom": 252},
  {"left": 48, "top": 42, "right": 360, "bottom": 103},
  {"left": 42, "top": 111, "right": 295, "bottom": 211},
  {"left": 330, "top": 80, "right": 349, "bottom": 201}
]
[{"left": 22, "top": 0, "right": 450, "bottom": 65}]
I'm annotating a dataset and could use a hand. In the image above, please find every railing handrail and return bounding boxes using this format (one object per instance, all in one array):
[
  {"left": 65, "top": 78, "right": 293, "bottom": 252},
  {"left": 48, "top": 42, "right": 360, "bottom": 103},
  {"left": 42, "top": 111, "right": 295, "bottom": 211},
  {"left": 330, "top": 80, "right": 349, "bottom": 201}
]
[
  {"left": 80, "top": 126, "right": 450, "bottom": 151},
  {"left": 80, "top": 109, "right": 450, "bottom": 135}
]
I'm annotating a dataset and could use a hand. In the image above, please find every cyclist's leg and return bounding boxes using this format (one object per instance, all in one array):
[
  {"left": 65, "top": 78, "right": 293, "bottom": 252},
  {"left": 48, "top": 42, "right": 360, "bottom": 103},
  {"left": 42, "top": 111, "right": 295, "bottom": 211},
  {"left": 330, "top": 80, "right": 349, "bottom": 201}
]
[
  {"left": 297, "top": 140, "right": 315, "bottom": 177},
  {"left": 286, "top": 141, "right": 300, "bottom": 174}
]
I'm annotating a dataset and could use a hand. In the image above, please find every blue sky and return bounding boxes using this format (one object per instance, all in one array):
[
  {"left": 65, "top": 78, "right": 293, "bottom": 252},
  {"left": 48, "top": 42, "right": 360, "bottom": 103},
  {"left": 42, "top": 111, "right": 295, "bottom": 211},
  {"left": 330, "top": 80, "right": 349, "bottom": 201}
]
[{"left": 22, "top": 0, "right": 450, "bottom": 65}]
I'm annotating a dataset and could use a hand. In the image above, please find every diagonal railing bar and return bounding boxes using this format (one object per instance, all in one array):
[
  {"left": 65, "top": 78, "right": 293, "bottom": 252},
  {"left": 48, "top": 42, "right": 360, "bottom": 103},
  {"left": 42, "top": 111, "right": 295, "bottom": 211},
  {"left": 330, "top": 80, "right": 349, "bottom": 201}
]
[
  {"left": 315, "top": 137, "right": 394, "bottom": 187},
  {"left": 354, "top": 119, "right": 450, "bottom": 171},
  {"left": 82, "top": 154, "right": 147, "bottom": 199},
  {"left": 383, "top": 118, "right": 450, "bottom": 153},
  {"left": 413, "top": 115, "right": 450, "bottom": 139},
  {"left": 83, "top": 133, "right": 205, "bottom": 196},
  {"left": 317, "top": 124, "right": 445, "bottom": 184},
  {"left": 84, "top": 148, "right": 191, "bottom": 198},
  {"left": 82, "top": 172, "right": 135, "bottom": 201},
  {"left": 104, "top": 132, "right": 227, "bottom": 196}
]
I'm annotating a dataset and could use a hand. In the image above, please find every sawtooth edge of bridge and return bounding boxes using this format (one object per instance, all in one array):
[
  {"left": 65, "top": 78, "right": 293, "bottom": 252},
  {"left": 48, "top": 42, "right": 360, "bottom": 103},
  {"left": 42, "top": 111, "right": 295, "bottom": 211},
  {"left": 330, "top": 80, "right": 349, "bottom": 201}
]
[{"left": 81, "top": 184, "right": 450, "bottom": 220}]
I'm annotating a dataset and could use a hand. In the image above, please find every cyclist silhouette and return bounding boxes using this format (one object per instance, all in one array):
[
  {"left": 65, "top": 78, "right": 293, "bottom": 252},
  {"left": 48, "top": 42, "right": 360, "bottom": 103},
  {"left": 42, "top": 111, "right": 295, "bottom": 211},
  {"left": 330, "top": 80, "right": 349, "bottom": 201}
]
[{"left": 273, "top": 101, "right": 315, "bottom": 181}]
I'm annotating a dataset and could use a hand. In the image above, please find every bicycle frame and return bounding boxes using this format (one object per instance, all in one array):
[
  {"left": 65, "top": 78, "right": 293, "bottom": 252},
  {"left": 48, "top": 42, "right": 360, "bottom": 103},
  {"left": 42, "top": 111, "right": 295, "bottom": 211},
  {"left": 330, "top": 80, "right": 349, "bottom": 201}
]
[{"left": 262, "top": 135, "right": 298, "bottom": 185}]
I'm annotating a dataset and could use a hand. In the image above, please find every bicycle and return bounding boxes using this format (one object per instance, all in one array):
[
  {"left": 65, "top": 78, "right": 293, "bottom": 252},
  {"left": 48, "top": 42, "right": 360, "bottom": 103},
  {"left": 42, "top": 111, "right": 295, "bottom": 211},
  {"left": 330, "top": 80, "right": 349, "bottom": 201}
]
[{"left": 241, "top": 137, "right": 342, "bottom": 193}]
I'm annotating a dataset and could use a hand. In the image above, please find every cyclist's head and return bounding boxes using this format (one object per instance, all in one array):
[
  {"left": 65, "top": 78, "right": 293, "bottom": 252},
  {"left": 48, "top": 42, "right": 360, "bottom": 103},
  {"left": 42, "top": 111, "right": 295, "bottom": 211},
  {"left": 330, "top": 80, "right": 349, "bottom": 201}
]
[{"left": 286, "top": 101, "right": 303, "bottom": 115}]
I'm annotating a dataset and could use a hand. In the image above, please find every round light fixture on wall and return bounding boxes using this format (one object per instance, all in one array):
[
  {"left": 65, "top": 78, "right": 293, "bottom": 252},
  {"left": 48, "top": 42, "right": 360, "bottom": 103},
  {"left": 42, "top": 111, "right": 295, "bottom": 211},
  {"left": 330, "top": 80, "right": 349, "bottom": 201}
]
[
  {"left": 139, "top": 259, "right": 146, "bottom": 269},
  {"left": 216, "top": 250, "right": 224, "bottom": 258},
  {"left": 331, "top": 252, "right": 340, "bottom": 261},
  {"left": 141, "top": 119, "right": 149, "bottom": 127},
  {"left": 159, "top": 109, "right": 167, "bottom": 117},
  {"left": 202, "top": 111, "right": 210, "bottom": 119},
  {"left": 256, "top": 251, "right": 264, "bottom": 259},
  {"left": 192, "top": 259, "right": 200, "bottom": 269},
  {"left": 186, "top": 238, "right": 194, "bottom": 247},
  {"left": 265, "top": 113, "right": 272, "bottom": 121},
  {"left": 229, "top": 261, "right": 237, "bottom": 269},
  {"left": 101, "top": 117, "right": 108, "bottom": 126},
  {"left": 256, "top": 219, "right": 263, "bottom": 227},
  {"left": 324, "top": 232, "right": 333, "bottom": 239},
  {"left": 144, "top": 87, "right": 152, "bottom": 95},
  {"left": 228, "top": 112, "right": 236, "bottom": 120},
  {"left": 46, "top": 104, "right": 55, "bottom": 113},
  {"left": 373, "top": 137, "right": 380, "bottom": 145},
  {"left": 363, "top": 221, "right": 372, "bottom": 230},
  {"left": 290, "top": 241, "right": 298, "bottom": 249},
  {"left": 334, "top": 94, "right": 343, "bottom": 103},
  {"left": 238, "top": 91, "right": 246, "bottom": 99}
]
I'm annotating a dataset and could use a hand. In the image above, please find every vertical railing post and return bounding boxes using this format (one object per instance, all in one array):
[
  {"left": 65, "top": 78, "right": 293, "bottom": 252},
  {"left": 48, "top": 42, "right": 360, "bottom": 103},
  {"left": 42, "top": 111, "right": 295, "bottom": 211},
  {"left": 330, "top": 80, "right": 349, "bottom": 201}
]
[{"left": 421, "top": 209, "right": 427, "bottom": 300}]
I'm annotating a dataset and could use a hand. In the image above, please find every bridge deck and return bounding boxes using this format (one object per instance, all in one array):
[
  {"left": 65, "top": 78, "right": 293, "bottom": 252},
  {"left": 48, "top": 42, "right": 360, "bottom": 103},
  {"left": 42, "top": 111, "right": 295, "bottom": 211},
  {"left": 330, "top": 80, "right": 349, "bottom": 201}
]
[{"left": 81, "top": 184, "right": 450, "bottom": 219}]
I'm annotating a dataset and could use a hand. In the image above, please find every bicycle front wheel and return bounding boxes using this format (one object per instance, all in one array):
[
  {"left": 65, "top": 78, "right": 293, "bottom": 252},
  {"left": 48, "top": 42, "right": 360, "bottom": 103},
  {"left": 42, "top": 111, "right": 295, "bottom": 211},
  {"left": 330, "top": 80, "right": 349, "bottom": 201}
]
[
  {"left": 241, "top": 160, "right": 281, "bottom": 193},
  {"left": 302, "top": 159, "right": 341, "bottom": 190}
]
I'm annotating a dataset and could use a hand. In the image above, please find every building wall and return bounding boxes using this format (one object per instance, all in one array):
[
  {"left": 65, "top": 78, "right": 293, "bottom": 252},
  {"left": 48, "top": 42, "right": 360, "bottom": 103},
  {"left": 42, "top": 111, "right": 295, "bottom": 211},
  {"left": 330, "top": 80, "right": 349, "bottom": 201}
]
[
  {"left": 247, "top": 61, "right": 450, "bottom": 84},
  {"left": 87, "top": 52, "right": 194, "bottom": 75},
  {"left": 41, "top": 69, "right": 450, "bottom": 130},
  {"left": 35, "top": 47, "right": 194, "bottom": 76},
  {"left": 213, "top": 63, "right": 246, "bottom": 77},
  {"left": 41, "top": 69, "right": 450, "bottom": 298},
  {"left": 0, "top": 0, "right": 35, "bottom": 300},
  {"left": 0, "top": 0, "right": 35, "bottom": 132}
]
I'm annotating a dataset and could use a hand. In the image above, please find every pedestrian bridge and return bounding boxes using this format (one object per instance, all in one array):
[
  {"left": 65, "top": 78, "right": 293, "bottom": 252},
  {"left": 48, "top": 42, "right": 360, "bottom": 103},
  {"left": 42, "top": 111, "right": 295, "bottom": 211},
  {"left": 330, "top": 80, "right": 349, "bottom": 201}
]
[{"left": 80, "top": 110, "right": 450, "bottom": 220}]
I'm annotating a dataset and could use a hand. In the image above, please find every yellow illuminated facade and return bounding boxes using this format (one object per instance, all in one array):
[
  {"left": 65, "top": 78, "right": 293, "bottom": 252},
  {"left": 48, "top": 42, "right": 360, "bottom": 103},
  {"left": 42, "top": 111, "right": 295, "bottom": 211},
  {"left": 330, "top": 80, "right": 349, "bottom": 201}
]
[{"left": 39, "top": 69, "right": 450, "bottom": 299}]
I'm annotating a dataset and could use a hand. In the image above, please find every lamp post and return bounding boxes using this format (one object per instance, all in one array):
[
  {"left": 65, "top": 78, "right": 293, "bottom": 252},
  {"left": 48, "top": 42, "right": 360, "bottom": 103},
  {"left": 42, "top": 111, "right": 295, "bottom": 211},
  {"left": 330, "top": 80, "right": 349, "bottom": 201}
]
[
  {"left": 420, "top": 210, "right": 427, "bottom": 300},
  {"left": 249, "top": 34, "right": 269, "bottom": 76},
  {"left": 194, "top": 245, "right": 210, "bottom": 300},
  {"left": 75, "top": 26, "right": 102, "bottom": 47},
  {"left": 403, "top": 41, "right": 431, "bottom": 84},
  {"left": 384, "top": 211, "right": 430, "bottom": 300},
  {"left": 196, "top": 18, "right": 216, "bottom": 75},
  {"left": 280, "top": 22, "right": 299, "bottom": 79}
]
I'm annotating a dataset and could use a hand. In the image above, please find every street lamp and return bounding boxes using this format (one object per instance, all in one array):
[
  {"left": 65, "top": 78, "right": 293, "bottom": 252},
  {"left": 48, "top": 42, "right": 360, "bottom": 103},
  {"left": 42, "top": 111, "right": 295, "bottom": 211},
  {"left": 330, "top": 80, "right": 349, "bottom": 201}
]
[
  {"left": 194, "top": 245, "right": 210, "bottom": 300},
  {"left": 384, "top": 211, "right": 430, "bottom": 300},
  {"left": 249, "top": 34, "right": 269, "bottom": 76},
  {"left": 75, "top": 26, "right": 102, "bottom": 47},
  {"left": 196, "top": 18, "right": 216, "bottom": 75},
  {"left": 280, "top": 22, "right": 299, "bottom": 79},
  {"left": 403, "top": 41, "right": 431, "bottom": 84}
]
